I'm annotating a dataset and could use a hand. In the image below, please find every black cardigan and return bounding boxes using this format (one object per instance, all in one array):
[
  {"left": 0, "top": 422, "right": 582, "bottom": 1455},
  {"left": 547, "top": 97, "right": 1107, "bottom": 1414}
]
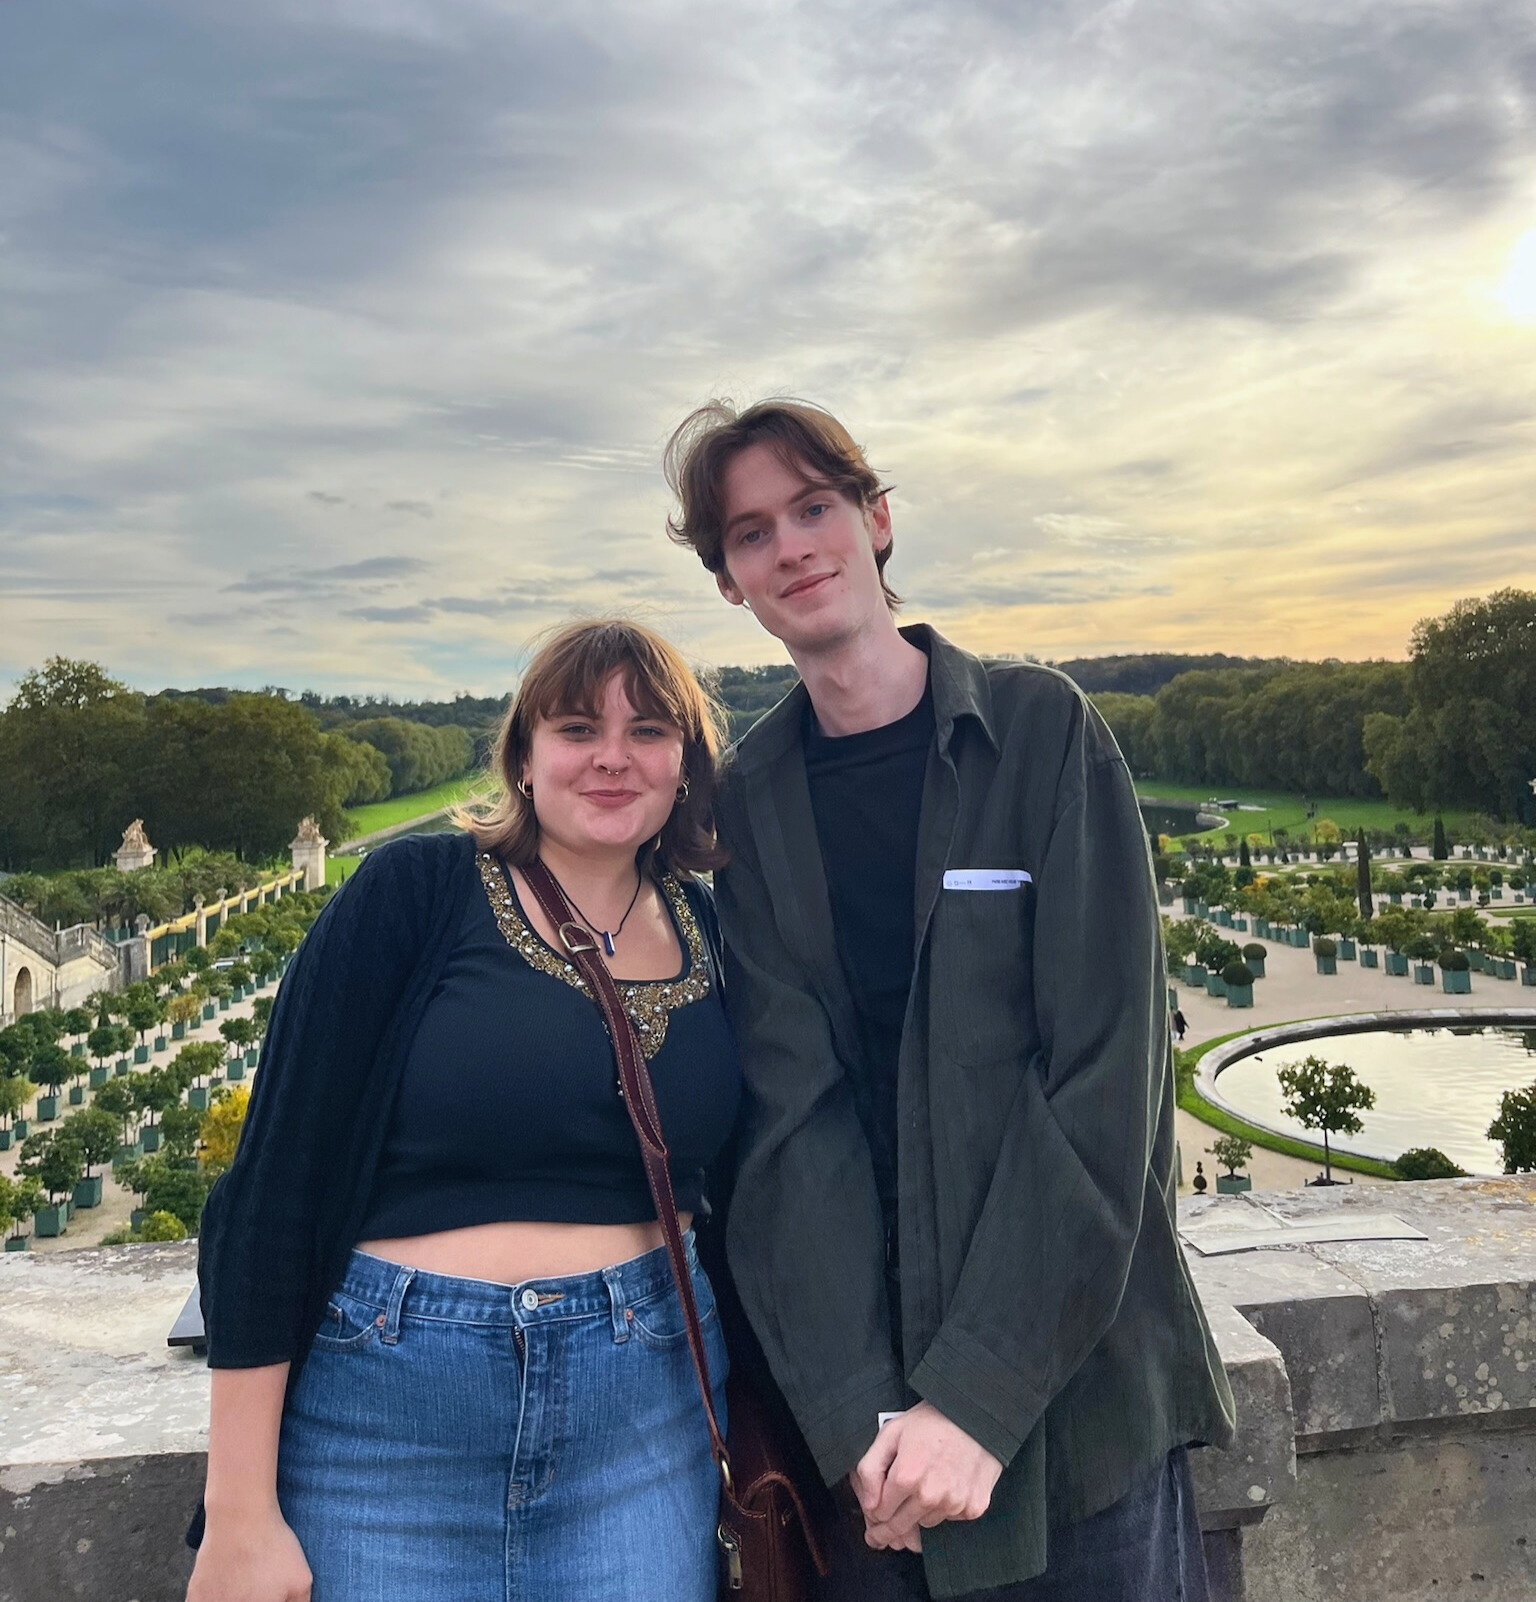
[{"left": 196, "top": 828, "right": 727, "bottom": 1373}]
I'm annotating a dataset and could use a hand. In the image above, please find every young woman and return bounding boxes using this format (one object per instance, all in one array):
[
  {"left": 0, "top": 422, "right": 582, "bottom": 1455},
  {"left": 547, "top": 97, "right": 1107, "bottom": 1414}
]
[{"left": 187, "top": 619, "right": 741, "bottom": 1602}]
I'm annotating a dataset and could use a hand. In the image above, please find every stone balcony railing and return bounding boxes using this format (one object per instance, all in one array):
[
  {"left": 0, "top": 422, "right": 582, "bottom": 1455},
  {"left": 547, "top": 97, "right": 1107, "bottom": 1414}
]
[{"left": 6, "top": 1180, "right": 1536, "bottom": 1600}]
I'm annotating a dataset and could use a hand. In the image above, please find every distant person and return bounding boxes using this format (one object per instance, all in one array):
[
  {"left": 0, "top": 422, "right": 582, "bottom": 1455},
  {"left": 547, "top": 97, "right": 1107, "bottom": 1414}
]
[
  {"left": 663, "top": 399, "right": 1234, "bottom": 1600},
  {"left": 188, "top": 620, "right": 741, "bottom": 1602},
  {"left": 1173, "top": 1007, "right": 1188, "bottom": 1043}
]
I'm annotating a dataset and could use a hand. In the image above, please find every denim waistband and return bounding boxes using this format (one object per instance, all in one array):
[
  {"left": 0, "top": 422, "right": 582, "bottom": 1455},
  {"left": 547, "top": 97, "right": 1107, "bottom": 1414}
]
[{"left": 334, "top": 1233, "right": 696, "bottom": 1328}]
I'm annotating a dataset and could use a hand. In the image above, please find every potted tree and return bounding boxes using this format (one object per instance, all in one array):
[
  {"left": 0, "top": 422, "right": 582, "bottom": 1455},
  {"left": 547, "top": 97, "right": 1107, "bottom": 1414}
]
[
  {"left": 1395, "top": 1148, "right": 1468, "bottom": 1180},
  {"left": 219, "top": 1017, "right": 256, "bottom": 1081},
  {"left": 60, "top": 1106, "right": 118, "bottom": 1209},
  {"left": 1209, "top": 1133, "right": 1253, "bottom": 1193},
  {"left": 17, "top": 1128, "right": 85, "bottom": 1236},
  {"left": 1408, "top": 933, "right": 1439, "bottom": 985},
  {"left": 1277, "top": 1054, "right": 1376, "bottom": 1185},
  {"left": 1241, "top": 941, "right": 1267, "bottom": 980},
  {"left": 0, "top": 1175, "right": 45, "bottom": 1251},
  {"left": 1515, "top": 919, "right": 1536, "bottom": 986},
  {"left": 0, "top": 1072, "right": 35, "bottom": 1153},
  {"left": 64, "top": 1007, "right": 92, "bottom": 1058},
  {"left": 1488, "top": 1082, "right": 1536, "bottom": 1174},
  {"left": 1439, "top": 948, "right": 1472, "bottom": 995},
  {"left": 135, "top": 1068, "right": 180, "bottom": 1154},
  {"left": 92, "top": 1076, "right": 142, "bottom": 1167},
  {"left": 29, "top": 1042, "right": 71, "bottom": 1123},
  {"left": 126, "top": 995, "right": 161, "bottom": 1065},
  {"left": 1221, "top": 960, "right": 1256, "bottom": 1008},
  {"left": 165, "top": 991, "right": 200, "bottom": 1043},
  {"left": 1313, "top": 936, "right": 1338, "bottom": 976}
]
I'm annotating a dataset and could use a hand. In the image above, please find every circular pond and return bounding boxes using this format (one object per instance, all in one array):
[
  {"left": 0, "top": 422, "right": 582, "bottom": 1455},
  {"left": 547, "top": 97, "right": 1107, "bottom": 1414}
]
[{"left": 1213, "top": 1025, "right": 1536, "bottom": 1174}]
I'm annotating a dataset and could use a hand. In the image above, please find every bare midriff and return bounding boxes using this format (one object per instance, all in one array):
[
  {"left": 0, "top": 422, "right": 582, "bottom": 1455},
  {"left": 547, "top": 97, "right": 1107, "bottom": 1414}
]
[{"left": 354, "top": 1215, "right": 693, "bottom": 1284}]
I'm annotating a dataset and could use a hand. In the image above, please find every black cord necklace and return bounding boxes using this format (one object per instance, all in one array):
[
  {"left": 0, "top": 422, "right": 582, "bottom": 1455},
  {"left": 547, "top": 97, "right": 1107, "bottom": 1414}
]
[{"left": 536, "top": 859, "right": 643, "bottom": 957}]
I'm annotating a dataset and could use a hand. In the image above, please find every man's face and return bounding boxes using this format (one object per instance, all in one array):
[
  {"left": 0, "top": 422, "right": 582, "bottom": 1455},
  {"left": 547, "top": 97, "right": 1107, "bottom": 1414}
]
[{"left": 714, "top": 442, "right": 892, "bottom": 654}]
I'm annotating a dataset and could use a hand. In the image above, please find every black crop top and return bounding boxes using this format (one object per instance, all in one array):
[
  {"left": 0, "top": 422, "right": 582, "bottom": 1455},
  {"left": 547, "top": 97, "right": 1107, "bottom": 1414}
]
[{"left": 358, "top": 856, "right": 742, "bottom": 1238}]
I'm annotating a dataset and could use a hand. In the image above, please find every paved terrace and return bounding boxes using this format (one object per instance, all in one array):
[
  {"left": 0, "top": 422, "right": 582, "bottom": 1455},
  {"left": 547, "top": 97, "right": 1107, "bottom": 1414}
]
[{"left": 8, "top": 1180, "right": 1536, "bottom": 1600}]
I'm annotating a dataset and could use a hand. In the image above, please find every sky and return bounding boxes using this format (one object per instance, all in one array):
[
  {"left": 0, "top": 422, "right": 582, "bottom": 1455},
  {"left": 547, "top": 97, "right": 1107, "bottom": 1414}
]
[{"left": 3, "top": 0, "right": 1535, "bottom": 699}]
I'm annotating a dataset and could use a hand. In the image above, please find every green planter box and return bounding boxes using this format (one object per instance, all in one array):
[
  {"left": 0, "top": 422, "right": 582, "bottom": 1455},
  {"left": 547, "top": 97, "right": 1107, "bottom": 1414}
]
[
  {"left": 0, "top": 1129, "right": 10, "bottom": 1151},
  {"left": 1360, "top": 948, "right": 1379, "bottom": 968},
  {"left": 1182, "top": 897, "right": 1198, "bottom": 915},
  {"left": 70, "top": 1041, "right": 85, "bottom": 1057},
  {"left": 114, "top": 1060, "right": 130, "bottom": 1077},
  {"left": 131, "top": 1208, "right": 145, "bottom": 1232},
  {"left": 1524, "top": 967, "right": 1536, "bottom": 986},
  {"left": 1204, "top": 971, "right": 1228, "bottom": 998},
  {"left": 114, "top": 1141, "right": 142, "bottom": 1167},
  {"left": 1233, "top": 918, "right": 1248, "bottom": 932},
  {"left": 188, "top": 1087, "right": 209, "bottom": 1111},
  {"left": 1226, "top": 985, "right": 1254, "bottom": 1008},
  {"left": 1414, "top": 964, "right": 1435, "bottom": 985},
  {"left": 1216, "top": 910, "right": 1232, "bottom": 927},
  {"left": 1498, "top": 959, "right": 1517, "bottom": 981},
  {"left": 4, "top": 1235, "right": 28, "bottom": 1251},
  {"left": 202, "top": 1004, "right": 216, "bottom": 1021},
  {"left": 1339, "top": 939, "right": 1356, "bottom": 960},
  {"left": 1183, "top": 963, "right": 1205, "bottom": 987},
  {"left": 172, "top": 1020, "right": 186, "bottom": 1040},
  {"left": 89, "top": 1065, "right": 109, "bottom": 1087},
  {"left": 140, "top": 1125, "right": 162, "bottom": 1153},
  {"left": 154, "top": 1034, "right": 168, "bottom": 1052},
  {"left": 218, "top": 996, "right": 231, "bottom": 1012},
  {"left": 1216, "top": 1174, "right": 1253, "bottom": 1194},
  {"left": 1442, "top": 970, "right": 1472, "bottom": 994},
  {"left": 1390, "top": 892, "right": 1403, "bottom": 904},
  {"left": 1315, "top": 955, "right": 1337, "bottom": 975},
  {"left": 1386, "top": 953, "right": 1409, "bottom": 976},
  {"left": 68, "top": 1085, "right": 85, "bottom": 1106},
  {"left": 36, "top": 1095, "right": 58, "bottom": 1122},
  {"left": 244, "top": 1047, "right": 258, "bottom": 1066},
  {"left": 33, "top": 1204, "right": 68, "bottom": 1238},
  {"left": 13, "top": 1119, "right": 28, "bottom": 1140},
  {"left": 134, "top": 1044, "right": 149, "bottom": 1064},
  {"left": 1196, "top": 902, "right": 1210, "bottom": 919},
  {"left": 1246, "top": 955, "right": 1266, "bottom": 978},
  {"left": 72, "top": 1175, "right": 103, "bottom": 1210},
  {"left": 226, "top": 1061, "right": 246, "bottom": 1082},
  {"left": 1157, "top": 884, "right": 1175, "bottom": 906}
]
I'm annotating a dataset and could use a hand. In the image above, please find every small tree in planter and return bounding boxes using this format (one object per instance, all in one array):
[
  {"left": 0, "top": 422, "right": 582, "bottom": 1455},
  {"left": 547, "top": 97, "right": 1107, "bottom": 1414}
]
[
  {"left": 1438, "top": 947, "right": 1472, "bottom": 994},
  {"left": 159, "top": 1102, "right": 204, "bottom": 1165},
  {"left": 63, "top": 1007, "right": 92, "bottom": 1056},
  {"left": 1209, "top": 1133, "right": 1253, "bottom": 1193},
  {"left": 92, "top": 1076, "right": 141, "bottom": 1158},
  {"left": 1313, "top": 936, "right": 1338, "bottom": 975},
  {"left": 0, "top": 1072, "right": 35, "bottom": 1150},
  {"left": 1488, "top": 1082, "right": 1536, "bottom": 1173},
  {"left": 135, "top": 1068, "right": 181, "bottom": 1152},
  {"left": 126, "top": 995, "right": 162, "bottom": 1063},
  {"left": 59, "top": 1106, "right": 118, "bottom": 1207},
  {"left": 28, "top": 1042, "right": 71, "bottom": 1122},
  {"left": 219, "top": 1017, "right": 256, "bottom": 1080},
  {"left": 1221, "top": 960, "right": 1256, "bottom": 1007},
  {"left": 174, "top": 1040, "right": 226, "bottom": 1109},
  {"left": 0, "top": 1174, "right": 45, "bottom": 1251},
  {"left": 1395, "top": 1147, "right": 1468, "bottom": 1180},
  {"left": 1277, "top": 1054, "right": 1376, "bottom": 1185},
  {"left": 17, "top": 1128, "right": 85, "bottom": 1235},
  {"left": 251, "top": 996, "right": 275, "bottom": 1038},
  {"left": 1241, "top": 941, "right": 1268, "bottom": 979},
  {"left": 1407, "top": 932, "right": 1439, "bottom": 984},
  {"left": 164, "top": 991, "right": 200, "bottom": 1041}
]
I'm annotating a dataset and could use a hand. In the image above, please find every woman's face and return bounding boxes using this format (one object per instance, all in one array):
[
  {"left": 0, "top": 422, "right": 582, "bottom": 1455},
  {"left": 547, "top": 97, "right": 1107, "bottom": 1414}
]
[{"left": 522, "top": 670, "right": 686, "bottom": 861}]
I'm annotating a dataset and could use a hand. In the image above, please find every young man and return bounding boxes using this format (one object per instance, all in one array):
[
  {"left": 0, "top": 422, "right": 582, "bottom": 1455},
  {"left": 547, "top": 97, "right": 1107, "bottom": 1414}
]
[{"left": 665, "top": 400, "right": 1234, "bottom": 1600}]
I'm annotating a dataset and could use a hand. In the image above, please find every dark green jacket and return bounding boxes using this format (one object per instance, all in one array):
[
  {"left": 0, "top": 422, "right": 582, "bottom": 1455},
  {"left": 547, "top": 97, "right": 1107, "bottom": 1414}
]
[{"left": 713, "top": 625, "right": 1235, "bottom": 1598}]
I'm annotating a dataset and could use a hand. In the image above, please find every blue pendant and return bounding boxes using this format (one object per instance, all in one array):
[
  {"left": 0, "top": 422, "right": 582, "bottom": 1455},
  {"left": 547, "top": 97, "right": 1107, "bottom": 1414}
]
[{"left": 600, "top": 930, "right": 616, "bottom": 957}]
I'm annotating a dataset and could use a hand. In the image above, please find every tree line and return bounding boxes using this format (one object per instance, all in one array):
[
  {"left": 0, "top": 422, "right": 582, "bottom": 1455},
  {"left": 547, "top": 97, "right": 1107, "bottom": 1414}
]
[
  {"left": 1089, "top": 590, "right": 1536, "bottom": 821},
  {"left": 0, "top": 660, "right": 478, "bottom": 871}
]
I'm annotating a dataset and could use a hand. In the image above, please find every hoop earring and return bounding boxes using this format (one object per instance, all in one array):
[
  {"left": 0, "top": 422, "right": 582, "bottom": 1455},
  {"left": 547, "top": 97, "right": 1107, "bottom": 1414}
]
[
  {"left": 675, "top": 778, "right": 690, "bottom": 803},
  {"left": 517, "top": 779, "right": 534, "bottom": 800}
]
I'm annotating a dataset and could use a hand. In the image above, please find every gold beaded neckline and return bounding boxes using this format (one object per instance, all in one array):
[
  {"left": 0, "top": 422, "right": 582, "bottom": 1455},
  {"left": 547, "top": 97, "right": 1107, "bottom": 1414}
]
[{"left": 477, "top": 853, "right": 710, "bottom": 1060}]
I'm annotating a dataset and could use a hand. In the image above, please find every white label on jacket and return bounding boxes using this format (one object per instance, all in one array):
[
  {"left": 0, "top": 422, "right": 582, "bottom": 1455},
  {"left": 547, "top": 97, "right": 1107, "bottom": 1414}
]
[{"left": 942, "top": 869, "right": 1033, "bottom": 890}]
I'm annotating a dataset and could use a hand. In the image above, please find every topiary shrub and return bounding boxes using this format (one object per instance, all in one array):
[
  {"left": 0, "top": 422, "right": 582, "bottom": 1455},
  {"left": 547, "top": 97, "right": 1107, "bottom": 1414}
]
[
  {"left": 1313, "top": 937, "right": 1337, "bottom": 959},
  {"left": 1394, "top": 1148, "right": 1469, "bottom": 1180},
  {"left": 1438, "top": 948, "right": 1470, "bottom": 971},
  {"left": 1242, "top": 943, "right": 1266, "bottom": 961},
  {"left": 1221, "top": 961, "right": 1255, "bottom": 989}
]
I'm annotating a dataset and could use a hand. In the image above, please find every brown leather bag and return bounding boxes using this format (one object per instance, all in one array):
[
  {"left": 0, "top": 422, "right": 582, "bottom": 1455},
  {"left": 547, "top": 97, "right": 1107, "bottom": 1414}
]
[{"left": 521, "top": 861, "right": 832, "bottom": 1599}]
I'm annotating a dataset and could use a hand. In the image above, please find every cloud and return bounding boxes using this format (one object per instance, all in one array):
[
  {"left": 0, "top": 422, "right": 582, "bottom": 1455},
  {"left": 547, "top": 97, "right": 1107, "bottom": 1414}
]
[{"left": 1, "top": 0, "right": 1534, "bottom": 694}]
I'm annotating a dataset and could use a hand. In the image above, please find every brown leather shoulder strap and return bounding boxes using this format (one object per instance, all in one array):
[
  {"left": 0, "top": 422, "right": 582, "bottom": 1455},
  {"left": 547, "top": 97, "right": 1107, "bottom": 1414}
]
[{"left": 519, "top": 859, "right": 732, "bottom": 1488}]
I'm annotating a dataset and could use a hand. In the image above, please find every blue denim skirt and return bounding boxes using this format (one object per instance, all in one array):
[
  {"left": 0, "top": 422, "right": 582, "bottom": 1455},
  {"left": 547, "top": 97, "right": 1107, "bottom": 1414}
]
[{"left": 277, "top": 1237, "right": 728, "bottom": 1601}]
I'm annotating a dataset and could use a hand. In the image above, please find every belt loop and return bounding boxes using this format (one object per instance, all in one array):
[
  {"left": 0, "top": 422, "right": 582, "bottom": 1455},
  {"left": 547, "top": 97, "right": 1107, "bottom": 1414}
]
[
  {"left": 382, "top": 1266, "right": 415, "bottom": 1345},
  {"left": 602, "top": 1264, "right": 629, "bottom": 1343}
]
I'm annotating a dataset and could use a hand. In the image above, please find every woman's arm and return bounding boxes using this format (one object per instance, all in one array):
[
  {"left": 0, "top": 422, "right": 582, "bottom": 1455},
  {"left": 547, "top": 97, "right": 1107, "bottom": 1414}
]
[{"left": 187, "top": 1365, "right": 312, "bottom": 1602}]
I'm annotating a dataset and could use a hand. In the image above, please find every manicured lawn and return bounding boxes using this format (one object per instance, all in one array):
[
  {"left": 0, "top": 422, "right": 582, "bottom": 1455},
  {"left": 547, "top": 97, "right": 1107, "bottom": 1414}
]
[
  {"left": 341, "top": 773, "right": 486, "bottom": 840},
  {"left": 326, "top": 855, "right": 364, "bottom": 886},
  {"left": 1135, "top": 781, "right": 1490, "bottom": 848}
]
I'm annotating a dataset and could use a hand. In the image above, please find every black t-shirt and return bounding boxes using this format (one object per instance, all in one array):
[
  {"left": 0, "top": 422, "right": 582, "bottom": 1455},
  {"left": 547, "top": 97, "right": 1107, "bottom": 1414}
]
[
  {"left": 358, "top": 859, "right": 741, "bottom": 1239},
  {"left": 803, "top": 672, "right": 934, "bottom": 1241}
]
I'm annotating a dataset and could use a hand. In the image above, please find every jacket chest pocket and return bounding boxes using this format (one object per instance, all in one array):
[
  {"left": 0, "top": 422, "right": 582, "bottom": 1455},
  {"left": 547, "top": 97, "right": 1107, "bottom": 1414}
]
[{"left": 929, "top": 887, "right": 1035, "bottom": 1066}]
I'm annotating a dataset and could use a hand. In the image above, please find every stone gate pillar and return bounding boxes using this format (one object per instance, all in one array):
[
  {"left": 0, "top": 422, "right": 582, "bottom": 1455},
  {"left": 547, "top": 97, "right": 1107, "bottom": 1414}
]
[
  {"left": 290, "top": 817, "right": 328, "bottom": 893},
  {"left": 114, "top": 820, "right": 155, "bottom": 873}
]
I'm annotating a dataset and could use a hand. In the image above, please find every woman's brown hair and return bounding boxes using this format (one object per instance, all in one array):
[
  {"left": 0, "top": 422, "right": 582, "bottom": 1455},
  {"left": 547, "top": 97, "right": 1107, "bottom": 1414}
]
[
  {"left": 664, "top": 397, "right": 900, "bottom": 608},
  {"left": 454, "top": 619, "right": 727, "bottom": 877}
]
